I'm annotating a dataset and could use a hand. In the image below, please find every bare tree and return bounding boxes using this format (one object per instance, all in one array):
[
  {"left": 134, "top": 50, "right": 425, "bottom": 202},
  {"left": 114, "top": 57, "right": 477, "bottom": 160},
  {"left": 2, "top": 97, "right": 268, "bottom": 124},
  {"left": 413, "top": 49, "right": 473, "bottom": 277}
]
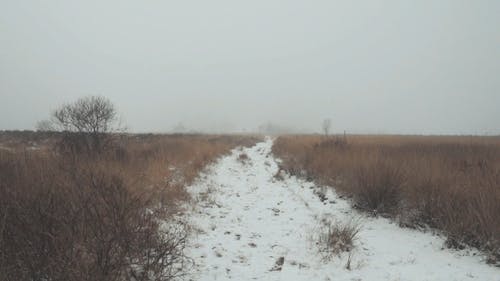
[
  {"left": 322, "top": 118, "right": 332, "bottom": 136},
  {"left": 35, "top": 119, "right": 55, "bottom": 132},
  {"left": 48, "top": 96, "right": 122, "bottom": 153}
]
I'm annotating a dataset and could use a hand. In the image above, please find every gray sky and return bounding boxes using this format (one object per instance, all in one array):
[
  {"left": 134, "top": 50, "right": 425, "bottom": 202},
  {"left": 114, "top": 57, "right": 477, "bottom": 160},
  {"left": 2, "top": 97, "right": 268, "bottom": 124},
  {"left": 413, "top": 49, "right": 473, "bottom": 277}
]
[{"left": 1, "top": 0, "right": 499, "bottom": 134}]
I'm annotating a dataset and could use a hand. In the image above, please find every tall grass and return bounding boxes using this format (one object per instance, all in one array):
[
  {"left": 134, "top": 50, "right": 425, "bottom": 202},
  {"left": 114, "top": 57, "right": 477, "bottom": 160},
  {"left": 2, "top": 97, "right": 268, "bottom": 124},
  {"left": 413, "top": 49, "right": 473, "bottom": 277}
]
[
  {"left": 0, "top": 132, "right": 259, "bottom": 280},
  {"left": 273, "top": 135, "right": 500, "bottom": 264}
]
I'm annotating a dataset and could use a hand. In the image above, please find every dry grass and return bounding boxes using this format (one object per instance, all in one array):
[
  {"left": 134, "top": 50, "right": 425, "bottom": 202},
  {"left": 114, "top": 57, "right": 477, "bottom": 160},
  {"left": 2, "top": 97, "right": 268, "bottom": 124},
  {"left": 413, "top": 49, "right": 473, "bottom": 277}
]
[
  {"left": 0, "top": 131, "right": 260, "bottom": 280},
  {"left": 316, "top": 217, "right": 362, "bottom": 262},
  {"left": 273, "top": 134, "right": 500, "bottom": 264},
  {"left": 112, "top": 134, "right": 260, "bottom": 205},
  {"left": 237, "top": 152, "right": 250, "bottom": 164}
]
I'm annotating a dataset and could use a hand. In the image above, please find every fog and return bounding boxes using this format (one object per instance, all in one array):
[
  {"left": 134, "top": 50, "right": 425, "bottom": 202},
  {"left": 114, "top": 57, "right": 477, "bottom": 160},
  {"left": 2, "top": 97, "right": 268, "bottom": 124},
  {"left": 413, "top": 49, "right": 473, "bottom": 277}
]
[{"left": 1, "top": 1, "right": 499, "bottom": 134}]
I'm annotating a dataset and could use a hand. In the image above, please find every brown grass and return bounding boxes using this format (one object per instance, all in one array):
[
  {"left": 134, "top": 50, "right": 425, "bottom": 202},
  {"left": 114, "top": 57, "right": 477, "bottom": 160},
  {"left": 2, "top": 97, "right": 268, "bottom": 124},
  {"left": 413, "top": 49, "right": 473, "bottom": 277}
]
[
  {"left": 0, "top": 131, "right": 260, "bottom": 280},
  {"left": 273, "top": 134, "right": 500, "bottom": 264},
  {"left": 316, "top": 217, "right": 361, "bottom": 262},
  {"left": 237, "top": 152, "right": 250, "bottom": 164}
]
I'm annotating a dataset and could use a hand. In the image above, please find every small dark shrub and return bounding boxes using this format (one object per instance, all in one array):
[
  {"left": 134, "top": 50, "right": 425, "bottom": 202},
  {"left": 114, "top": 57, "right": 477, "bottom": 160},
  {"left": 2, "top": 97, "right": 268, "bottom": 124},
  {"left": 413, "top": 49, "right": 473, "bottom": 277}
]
[{"left": 237, "top": 153, "right": 249, "bottom": 164}]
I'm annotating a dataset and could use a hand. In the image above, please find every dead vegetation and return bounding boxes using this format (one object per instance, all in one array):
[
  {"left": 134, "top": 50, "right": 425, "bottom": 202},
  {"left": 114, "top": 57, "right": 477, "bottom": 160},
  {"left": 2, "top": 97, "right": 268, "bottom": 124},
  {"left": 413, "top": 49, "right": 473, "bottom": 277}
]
[
  {"left": 315, "top": 217, "right": 362, "bottom": 262},
  {"left": 237, "top": 153, "right": 250, "bottom": 164},
  {"left": 273, "top": 135, "right": 500, "bottom": 264},
  {"left": 0, "top": 131, "right": 260, "bottom": 280}
]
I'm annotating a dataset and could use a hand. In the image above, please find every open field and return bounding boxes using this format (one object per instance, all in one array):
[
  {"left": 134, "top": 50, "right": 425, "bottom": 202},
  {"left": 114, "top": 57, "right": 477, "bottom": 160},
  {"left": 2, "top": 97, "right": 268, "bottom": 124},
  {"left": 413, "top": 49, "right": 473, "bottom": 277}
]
[
  {"left": 2, "top": 1, "right": 498, "bottom": 279},
  {"left": 1, "top": 132, "right": 499, "bottom": 280},
  {"left": 272, "top": 134, "right": 500, "bottom": 264},
  {"left": 0, "top": 131, "right": 260, "bottom": 280}
]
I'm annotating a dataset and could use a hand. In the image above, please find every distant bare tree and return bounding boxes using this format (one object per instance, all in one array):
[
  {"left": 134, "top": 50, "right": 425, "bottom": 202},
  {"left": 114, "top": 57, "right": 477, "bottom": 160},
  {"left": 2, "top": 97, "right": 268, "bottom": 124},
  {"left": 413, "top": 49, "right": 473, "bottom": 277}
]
[
  {"left": 172, "top": 122, "right": 187, "bottom": 133},
  {"left": 35, "top": 119, "right": 55, "bottom": 132},
  {"left": 322, "top": 118, "right": 332, "bottom": 136},
  {"left": 48, "top": 96, "right": 122, "bottom": 153}
]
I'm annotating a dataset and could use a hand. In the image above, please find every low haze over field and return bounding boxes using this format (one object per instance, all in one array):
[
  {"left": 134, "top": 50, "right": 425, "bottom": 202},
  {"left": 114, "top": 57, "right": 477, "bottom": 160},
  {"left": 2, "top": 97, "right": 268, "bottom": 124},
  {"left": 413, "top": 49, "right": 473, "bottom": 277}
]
[{"left": 1, "top": 1, "right": 499, "bottom": 134}]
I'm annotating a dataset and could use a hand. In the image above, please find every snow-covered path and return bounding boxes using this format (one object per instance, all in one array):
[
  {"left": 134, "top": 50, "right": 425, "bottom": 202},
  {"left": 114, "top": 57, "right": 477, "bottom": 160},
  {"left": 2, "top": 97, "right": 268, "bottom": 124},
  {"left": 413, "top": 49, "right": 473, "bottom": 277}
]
[{"left": 185, "top": 139, "right": 499, "bottom": 281}]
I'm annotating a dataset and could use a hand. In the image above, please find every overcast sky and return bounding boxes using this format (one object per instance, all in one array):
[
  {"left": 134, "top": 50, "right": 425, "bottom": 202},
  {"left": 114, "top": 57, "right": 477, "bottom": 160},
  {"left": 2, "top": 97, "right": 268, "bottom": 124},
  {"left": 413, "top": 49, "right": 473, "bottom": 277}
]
[{"left": 1, "top": 1, "right": 499, "bottom": 134}]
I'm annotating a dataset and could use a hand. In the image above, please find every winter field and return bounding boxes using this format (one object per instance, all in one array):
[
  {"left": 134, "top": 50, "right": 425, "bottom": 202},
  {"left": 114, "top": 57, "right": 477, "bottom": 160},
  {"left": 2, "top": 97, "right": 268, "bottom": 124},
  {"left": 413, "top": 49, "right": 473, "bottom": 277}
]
[
  {"left": 0, "top": 132, "right": 260, "bottom": 280},
  {"left": 2, "top": 1, "right": 498, "bottom": 280},
  {"left": 0, "top": 132, "right": 499, "bottom": 280},
  {"left": 185, "top": 138, "right": 499, "bottom": 281}
]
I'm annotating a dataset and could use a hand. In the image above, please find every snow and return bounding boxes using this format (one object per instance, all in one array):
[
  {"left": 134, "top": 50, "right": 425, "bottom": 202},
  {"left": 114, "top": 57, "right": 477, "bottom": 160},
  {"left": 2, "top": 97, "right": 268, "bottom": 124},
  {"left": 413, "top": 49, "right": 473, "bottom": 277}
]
[{"left": 184, "top": 138, "right": 499, "bottom": 281}]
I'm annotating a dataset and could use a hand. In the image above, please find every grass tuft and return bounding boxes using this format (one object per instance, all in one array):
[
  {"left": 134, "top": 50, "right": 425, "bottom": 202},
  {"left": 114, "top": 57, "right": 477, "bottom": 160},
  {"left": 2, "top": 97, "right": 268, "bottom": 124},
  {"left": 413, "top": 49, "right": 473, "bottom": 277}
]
[{"left": 316, "top": 217, "right": 362, "bottom": 261}]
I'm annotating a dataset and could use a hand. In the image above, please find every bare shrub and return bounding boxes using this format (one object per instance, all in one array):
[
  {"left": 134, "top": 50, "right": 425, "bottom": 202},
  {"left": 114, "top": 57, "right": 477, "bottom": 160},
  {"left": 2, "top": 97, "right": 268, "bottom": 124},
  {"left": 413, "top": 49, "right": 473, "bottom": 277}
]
[
  {"left": 0, "top": 132, "right": 261, "bottom": 280},
  {"left": 35, "top": 120, "right": 55, "bottom": 132},
  {"left": 43, "top": 96, "right": 122, "bottom": 154},
  {"left": 316, "top": 217, "right": 362, "bottom": 261},
  {"left": 0, "top": 153, "right": 189, "bottom": 281},
  {"left": 237, "top": 153, "right": 249, "bottom": 164},
  {"left": 273, "top": 166, "right": 286, "bottom": 181},
  {"left": 322, "top": 118, "right": 332, "bottom": 136}
]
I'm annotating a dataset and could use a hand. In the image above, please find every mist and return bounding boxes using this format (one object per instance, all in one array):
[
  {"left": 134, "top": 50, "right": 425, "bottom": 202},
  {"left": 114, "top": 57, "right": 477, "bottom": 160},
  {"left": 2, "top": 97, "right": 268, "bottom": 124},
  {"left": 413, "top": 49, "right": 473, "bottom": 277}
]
[{"left": 1, "top": 0, "right": 499, "bottom": 134}]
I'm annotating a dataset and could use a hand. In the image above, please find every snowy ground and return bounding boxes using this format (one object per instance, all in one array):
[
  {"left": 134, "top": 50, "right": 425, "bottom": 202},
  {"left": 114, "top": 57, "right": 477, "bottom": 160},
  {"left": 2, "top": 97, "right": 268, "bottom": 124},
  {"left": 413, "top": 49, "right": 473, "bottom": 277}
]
[{"left": 184, "top": 138, "right": 499, "bottom": 281}]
